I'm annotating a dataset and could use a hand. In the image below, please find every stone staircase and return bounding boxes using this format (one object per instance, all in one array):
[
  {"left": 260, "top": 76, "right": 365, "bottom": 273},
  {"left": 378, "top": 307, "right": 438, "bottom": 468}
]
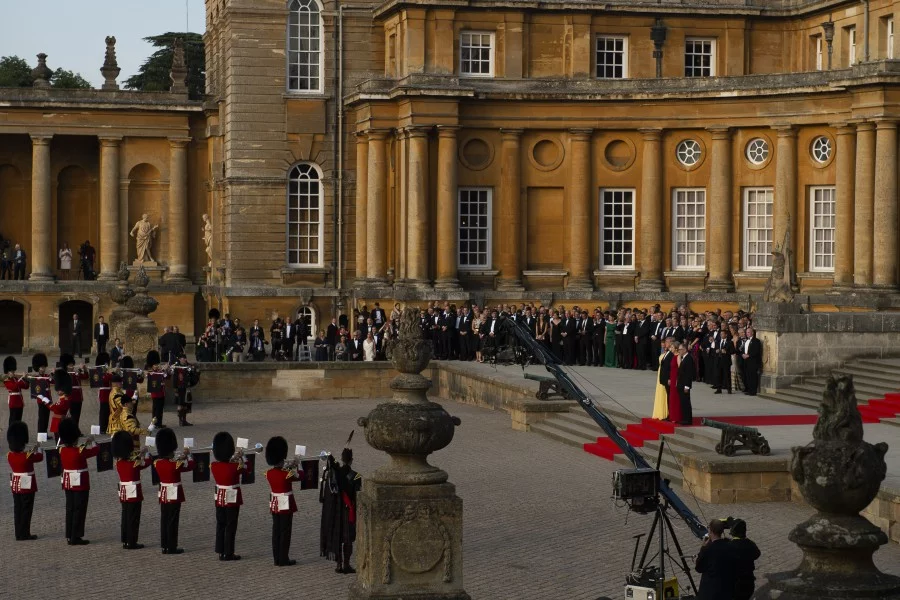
[{"left": 759, "top": 357, "right": 900, "bottom": 427}]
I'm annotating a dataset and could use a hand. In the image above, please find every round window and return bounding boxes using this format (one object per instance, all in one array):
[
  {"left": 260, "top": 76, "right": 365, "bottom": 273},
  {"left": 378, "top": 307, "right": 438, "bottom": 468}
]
[
  {"left": 676, "top": 140, "right": 702, "bottom": 167},
  {"left": 811, "top": 136, "right": 833, "bottom": 163},
  {"left": 746, "top": 138, "right": 770, "bottom": 165}
]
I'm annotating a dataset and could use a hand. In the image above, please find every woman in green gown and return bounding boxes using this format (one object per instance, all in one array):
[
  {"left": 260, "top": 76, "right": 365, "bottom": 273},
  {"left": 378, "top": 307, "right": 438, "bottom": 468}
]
[{"left": 604, "top": 314, "right": 617, "bottom": 367}]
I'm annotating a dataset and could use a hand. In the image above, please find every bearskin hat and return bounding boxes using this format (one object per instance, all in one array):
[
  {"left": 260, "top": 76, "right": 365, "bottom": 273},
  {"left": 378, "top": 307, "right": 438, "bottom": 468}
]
[
  {"left": 730, "top": 518, "right": 747, "bottom": 538},
  {"left": 6, "top": 420, "right": 28, "bottom": 452},
  {"left": 57, "top": 418, "right": 80, "bottom": 447},
  {"left": 209, "top": 308, "right": 221, "bottom": 320},
  {"left": 59, "top": 353, "right": 75, "bottom": 369},
  {"left": 3, "top": 356, "right": 16, "bottom": 374},
  {"left": 32, "top": 353, "right": 48, "bottom": 370},
  {"left": 111, "top": 431, "right": 135, "bottom": 460},
  {"left": 155, "top": 427, "right": 177, "bottom": 458},
  {"left": 212, "top": 431, "right": 236, "bottom": 463},
  {"left": 110, "top": 370, "right": 123, "bottom": 383},
  {"left": 54, "top": 368, "right": 73, "bottom": 394},
  {"left": 341, "top": 447, "right": 353, "bottom": 464},
  {"left": 265, "top": 436, "right": 288, "bottom": 466},
  {"left": 95, "top": 352, "right": 110, "bottom": 367},
  {"left": 145, "top": 350, "right": 161, "bottom": 369},
  {"left": 121, "top": 355, "right": 134, "bottom": 369}
]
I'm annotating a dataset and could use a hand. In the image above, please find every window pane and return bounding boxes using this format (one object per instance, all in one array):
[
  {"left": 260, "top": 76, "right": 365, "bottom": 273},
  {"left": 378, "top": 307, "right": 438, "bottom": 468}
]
[
  {"left": 287, "top": 163, "right": 322, "bottom": 266},
  {"left": 287, "top": 0, "right": 322, "bottom": 92},
  {"left": 744, "top": 188, "right": 774, "bottom": 270},
  {"left": 458, "top": 188, "right": 492, "bottom": 268}
]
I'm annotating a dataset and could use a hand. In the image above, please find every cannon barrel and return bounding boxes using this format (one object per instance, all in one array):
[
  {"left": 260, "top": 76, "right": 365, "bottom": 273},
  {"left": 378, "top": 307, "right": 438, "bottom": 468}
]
[
  {"left": 701, "top": 418, "right": 761, "bottom": 434},
  {"left": 524, "top": 372, "right": 556, "bottom": 382}
]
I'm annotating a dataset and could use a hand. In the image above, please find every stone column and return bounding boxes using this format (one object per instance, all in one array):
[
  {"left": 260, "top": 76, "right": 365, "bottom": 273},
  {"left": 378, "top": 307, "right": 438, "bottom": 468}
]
[
  {"left": 98, "top": 137, "right": 121, "bottom": 280},
  {"left": 567, "top": 128, "right": 593, "bottom": 290},
  {"left": 366, "top": 130, "right": 389, "bottom": 284},
  {"left": 29, "top": 134, "right": 53, "bottom": 281},
  {"left": 497, "top": 129, "right": 523, "bottom": 290},
  {"left": 707, "top": 126, "right": 734, "bottom": 291},
  {"left": 873, "top": 120, "right": 899, "bottom": 289},
  {"left": 638, "top": 128, "right": 664, "bottom": 291},
  {"left": 167, "top": 137, "right": 190, "bottom": 282},
  {"left": 435, "top": 126, "right": 461, "bottom": 290},
  {"left": 406, "top": 126, "right": 430, "bottom": 286},
  {"left": 773, "top": 125, "right": 797, "bottom": 274},
  {"left": 854, "top": 121, "right": 876, "bottom": 287},
  {"left": 832, "top": 123, "right": 856, "bottom": 288},
  {"left": 355, "top": 131, "right": 369, "bottom": 281}
]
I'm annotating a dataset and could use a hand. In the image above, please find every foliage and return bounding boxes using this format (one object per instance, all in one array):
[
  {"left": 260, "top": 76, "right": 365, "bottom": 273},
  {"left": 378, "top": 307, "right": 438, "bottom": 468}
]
[
  {"left": 51, "top": 68, "right": 92, "bottom": 89},
  {"left": 124, "top": 32, "right": 206, "bottom": 100},
  {"left": 0, "top": 56, "right": 34, "bottom": 87}
]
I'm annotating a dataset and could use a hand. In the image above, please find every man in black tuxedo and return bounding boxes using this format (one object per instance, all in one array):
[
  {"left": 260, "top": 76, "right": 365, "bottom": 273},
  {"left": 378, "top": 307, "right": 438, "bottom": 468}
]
[
  {"left": 578, "top": 310, "right": 594, "bottom": 366},
  {"left": 349, "top": 330, "right": 364, "bottom": 361},
  {"left": 635, "top": 311, "right": 652, "bottom": 370},
  {"left": 109, "top": 338, "right": 125, "bottom": 367},
  {"left": 94, "top": 316, "right": 109, "bottom": 355},
  {"left": 282, "top": 317, "right": 296, "bottom": 360},
  {"left": 676, "top": 344, "right": 694, "bottom": 425},
  {"left": 620, "top": 315, "right": 635, "bottom": 369},
  {"left": 592, "top": 310, "right": 605, "bottom": 366},
  {"left": 649, "top": 312, "right": 665, "bottom": 370},
  {"left": 174, "top": 326, "right": 187, "bottom": 356},
  {"left": 560, "top": 310, "right": 577, "bottom": 365},
  {"left": 741, "top": 328, "right": 763, "bottom": 396},
  {"left": 522, "top": 307, "right": 537, "bottom": 339},
  {"left": 371, "top": 302, "right": 386, "bottom": 329},
  {"left": 326, "top": 318, "right": 338, "bottom": 360},
  {"left": 457, "top": 307, "right": 472, "bottom": 361},
  {"left": 71, "top": 313, "right": 84, "bottom": 358},
  {"left": 659, "top": 338, "right": 675, "bottom": 409}
]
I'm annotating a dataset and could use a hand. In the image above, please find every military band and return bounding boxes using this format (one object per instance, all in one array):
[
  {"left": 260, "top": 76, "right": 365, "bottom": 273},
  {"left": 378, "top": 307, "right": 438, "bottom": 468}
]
[
  {"left": 154, "top": 427, "right": 193, "bottom": 555},
  {"left": 7, "top": 421, "right": 42, "bottom": 541},
  {"left": 4, "top": 357, "right": 28, "bottom": 426},
  {"left": 112, "top": 430, "right": 152, "bottom": 550},
  {"left": 58, "top": 417, "right": 100, "bottom": 545},
  {"left": 29, "top": 354, "right": 53, "bottom": 435},
  {"left": 211, "top": 431, "right": 246, "bottom": 561}
]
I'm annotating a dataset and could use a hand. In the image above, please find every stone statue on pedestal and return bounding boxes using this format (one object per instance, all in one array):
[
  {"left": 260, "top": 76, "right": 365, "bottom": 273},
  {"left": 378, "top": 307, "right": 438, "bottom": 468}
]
[
  {"left": 130, "top": 214, "right": 159, "bottom": 264},
  {"left": 202, "top": 213, "right": 213, "bottom": 268},
  {"left": 763, "top": 226, "right": 795, "bottom": 304}
]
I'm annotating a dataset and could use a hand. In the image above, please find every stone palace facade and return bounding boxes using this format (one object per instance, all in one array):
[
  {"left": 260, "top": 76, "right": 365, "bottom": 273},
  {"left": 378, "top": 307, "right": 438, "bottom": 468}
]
[{"left": 2, "top": 0, "right": 900, "bottom": 351}]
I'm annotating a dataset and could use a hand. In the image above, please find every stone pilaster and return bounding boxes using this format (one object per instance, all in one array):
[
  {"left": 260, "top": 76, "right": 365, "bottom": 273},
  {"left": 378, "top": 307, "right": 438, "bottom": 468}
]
[
  {"left": 773, "top": 124, "right": 797, "bottom": 274},
  {"left": 854, "top": 121, "right": 876, "bottom": 287},
  {"left": 497, "top": 129, "right": 523, "bottom": 290},
  {"left": 29, "top": 134, "right": 53, "bottom": 281},
  {"left": 366, "top": 130, "right": 390, "bottom": 284},
  {"left": 873, "top": 120, "right": 898, "bottom": 290},
  {"left": 435, "top": 126, "right": 461, "bottom": 290},
  {"left": 355, "top": 131, "right": 369, "bottom": 282},
  {"left": 707, "top": 126, "right": 734, "bottom": 291},
  {"left": 166, "top": 137, "right": 191, "bottom": 283},
  {"left": 567, "top": 128, "right": 593, "bottom": 290},
  {"left": 832, "top": 123, "right": 856, "bottom": 288},
  {"left": 98, "top": 137, "right": 121, "bottom": 281},
  {"left": 406, "top": 126, "right": 431, "bottom": 287},
  {"left": 637, "top": 128, "right": 664, "bottom": 291}
]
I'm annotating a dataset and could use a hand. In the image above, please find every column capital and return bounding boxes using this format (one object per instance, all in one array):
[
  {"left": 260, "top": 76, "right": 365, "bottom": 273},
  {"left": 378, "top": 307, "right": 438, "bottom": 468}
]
[
  {"left": 30, "top": 134, "right": 53, "bottom": 145},
  {"left": 829, "top": 122, "right": 856, "bottom": 135},
  {"left": 99, "top": 136, "right": 123, "bottom": 147},
  {"left": 436, "top": 125, "right": 460, "bottom": 138},
  {"left": 854, "top": 120, "right": 877, "bottom": 132},
  {"left": 568, "top": 128, "right": 594, "bottom": 141},
  {"left": 367, "top": 128, "right": 392, "bottom": 141},
  {"left": 500, "top": 128, "right": 524, "bottom": 141},
  {"left": 638, "top": 127, "right": 663, "bottom": 142},
  {"left": 355, "top": 130, "right": 369, "bottom": 140},
  {"left": 168, "top": 136, "right": 192, "bottom": 147},
  {"left": 403, "top": 125, "right": 432, "bottom": 138},
  {"left": 772, "top": 124, "right": 797, "bottom": 137},
  {"left": 706, "top": 125, "right": 731, "bottom": 139},
  {"left": 874, "top": 118, "right": 898, "bottom": 130}
]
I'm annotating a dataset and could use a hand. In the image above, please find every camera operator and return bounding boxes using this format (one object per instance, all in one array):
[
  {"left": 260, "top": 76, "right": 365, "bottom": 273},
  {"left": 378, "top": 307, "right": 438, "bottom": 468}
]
[
  {"left": 729, "top": 519, "right": 761, "bottom": 600},
  {"left": 695, "top": 519, "right": 735, "bottom": 600},
  {"left": 78, "top": 240, "right": 96, "bottom": 280}
]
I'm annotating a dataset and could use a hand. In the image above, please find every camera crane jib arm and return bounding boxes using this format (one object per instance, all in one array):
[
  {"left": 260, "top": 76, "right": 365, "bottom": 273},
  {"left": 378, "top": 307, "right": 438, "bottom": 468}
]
[{"left": 501, "top": 318, "right": 708, "bottom": 540}]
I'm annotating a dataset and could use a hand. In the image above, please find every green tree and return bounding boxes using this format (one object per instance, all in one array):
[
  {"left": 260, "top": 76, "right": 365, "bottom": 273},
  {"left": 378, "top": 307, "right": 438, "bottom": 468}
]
[
  {"left": 124, "top": 32, "right": 206, "bottom": 100},
  {"left": 0, "top": 56, "right": 33, "bottom": 87},
  {"left": 51, "top": 68, "right": 92, "bottom": 90}
]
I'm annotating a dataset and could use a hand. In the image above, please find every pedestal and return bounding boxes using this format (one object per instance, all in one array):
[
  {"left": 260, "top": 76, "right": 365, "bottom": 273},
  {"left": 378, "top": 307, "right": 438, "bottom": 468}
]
[{"left": 127, "top": 264, "right": 166, "bottom": 283}]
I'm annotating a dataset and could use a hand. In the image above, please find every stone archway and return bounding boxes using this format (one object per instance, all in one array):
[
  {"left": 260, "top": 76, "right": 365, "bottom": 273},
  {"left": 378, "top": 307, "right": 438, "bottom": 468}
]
[
  {"left": 0, "top": 300, "right": 25, "bottom": 353},
  {"left": 59, "top": 300, "right": 93, "bottom": 357}
]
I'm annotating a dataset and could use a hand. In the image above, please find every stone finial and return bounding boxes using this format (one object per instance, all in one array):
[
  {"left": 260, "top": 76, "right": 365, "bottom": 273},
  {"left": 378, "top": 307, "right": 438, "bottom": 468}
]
[
  {"left": 170, "top": 38, "right": 188, "bottom": 95},
  {"left": 101, "top": 36, "right": 121, "bottom": 91},
  {"left": 31, "top": 53, "right": 52, "bottom": 88}
]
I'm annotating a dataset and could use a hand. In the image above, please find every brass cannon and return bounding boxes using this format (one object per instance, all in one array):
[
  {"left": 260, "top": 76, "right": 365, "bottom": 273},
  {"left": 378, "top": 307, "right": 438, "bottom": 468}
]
[
  {"left": 524, "top": 372, "right": 571, "bottom": 401},
  {"left": 701, "top": 418, "right": 771, "bottom": 457}
]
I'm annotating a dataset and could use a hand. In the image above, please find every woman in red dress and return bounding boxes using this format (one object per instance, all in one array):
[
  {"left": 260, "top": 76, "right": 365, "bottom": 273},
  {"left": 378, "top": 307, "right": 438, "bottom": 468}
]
[{"left": 667, "top": 342, "right": 683, "bottom": 424}]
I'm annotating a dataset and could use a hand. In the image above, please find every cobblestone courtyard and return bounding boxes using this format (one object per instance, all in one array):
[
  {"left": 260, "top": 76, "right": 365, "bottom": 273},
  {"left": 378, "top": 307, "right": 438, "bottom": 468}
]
[{"left": 1, "top": 386, "right": 899, "bottom": 599}]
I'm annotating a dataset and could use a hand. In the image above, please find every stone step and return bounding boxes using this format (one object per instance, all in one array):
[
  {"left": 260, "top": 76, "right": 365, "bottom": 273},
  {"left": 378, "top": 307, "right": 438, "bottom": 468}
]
[
  {"left": 804, "top": 379, "right": 891, "bottom": 399},
  {"left": 833, "top": 366, "right": 900, "bottom": 387},
  {"left": 880, "top": 417, "right": 900, "bottom": 428},
  {"left": 757, "top": 392, "right": 820, "bottom": 410},
  {"left": 537, "top": 416, "right": 601, "bottom": 443},
  {"left": 644, "top": 433, "right": 715, "bottom": 455},
  {"left": 612, "top": 451, "right": 684, "bottom": 485},
  {"left": 555, "top": 409, "right": 606, "bottom": 430},
  {"left": 529, "top": 422, "right": 592, "bottom": 449}
]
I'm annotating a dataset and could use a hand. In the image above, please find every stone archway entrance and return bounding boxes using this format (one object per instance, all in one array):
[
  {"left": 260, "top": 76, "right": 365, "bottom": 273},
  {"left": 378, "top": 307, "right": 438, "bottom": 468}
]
[
  {"left": 0, "top": 300, "right": 24, "bottom": 353},
  {"left": 59, "top": 300, "right": 93, "bottom": 357}
]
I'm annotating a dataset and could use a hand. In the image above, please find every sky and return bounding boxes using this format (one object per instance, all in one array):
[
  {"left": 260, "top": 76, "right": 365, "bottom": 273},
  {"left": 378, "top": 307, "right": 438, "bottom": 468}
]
[{"left": 0, "top": 0, "right": 207, "bottom": 87}]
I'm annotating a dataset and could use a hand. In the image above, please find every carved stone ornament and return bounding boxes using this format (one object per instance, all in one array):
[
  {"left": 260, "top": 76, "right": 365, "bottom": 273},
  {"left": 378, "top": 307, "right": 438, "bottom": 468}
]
[
  {"left": 31, "top": 53, "right": 52, "bottom": 88},
  {"left": 101, "top": 36, "right": 121, "bottom": 90}
]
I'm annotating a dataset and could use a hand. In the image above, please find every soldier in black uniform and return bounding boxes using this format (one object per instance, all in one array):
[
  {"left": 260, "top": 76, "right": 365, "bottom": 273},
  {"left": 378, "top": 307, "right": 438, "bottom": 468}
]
[{"left": 320, "top": 447, "right": 361, "bottom": 574}]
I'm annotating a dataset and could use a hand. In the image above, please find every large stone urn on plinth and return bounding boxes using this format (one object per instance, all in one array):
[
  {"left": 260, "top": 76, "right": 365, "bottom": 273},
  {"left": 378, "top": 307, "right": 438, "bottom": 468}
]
[
  {"left": 120, "top": 266, "right": 160, "bottom": 358},
  {"left": 351, "top": 308, "right": 470, "bottom": 600},
  {"left": 755, "top": 375, "right": 900, "bottom": 599},
  {"left": 108, "top": 261, "right": 136, "bottom": 342}
]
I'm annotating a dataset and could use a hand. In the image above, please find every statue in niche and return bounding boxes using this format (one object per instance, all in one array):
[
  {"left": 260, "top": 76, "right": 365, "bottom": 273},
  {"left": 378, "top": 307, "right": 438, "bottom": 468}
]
[
  {"left": 130, "top": 214, "right": 159, "bottom": 264},
  {"left": 202, "top": 213, "right": 213, "bottom": 268}
]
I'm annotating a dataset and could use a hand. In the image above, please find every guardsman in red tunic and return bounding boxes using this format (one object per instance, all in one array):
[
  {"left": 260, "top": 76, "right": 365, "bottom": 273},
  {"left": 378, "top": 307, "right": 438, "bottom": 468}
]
[
  {"left": 58, "top": 417, "right": 100, "bottom": 545},
  {"left": 29, "top": 353, "right": 54, "bottom": 435},
  {"left": 265, "top": 436, "right": 302, "bottom": 567},
  {"left": 154, "top": 427, "right": 194, "bottom": 555},
  {"left": 4, "top": 356, "right": 28, "bottom": 426},
  {"left": 7, "top": 421, "right": 43, "bottom": 541},
  {"left": 112, "top": 430, "right": 152, "bottom": 550},
  {"left": 145, "top": 351, "right": 168, "bottom": 428},
  {"left": 211, "top": 432, "right": 247, "bottom": 561},
  {"left": 121, "top": 355, "right": 144, "bottom": 403},
  {"left": 94, "top": 352, "right": 113, "bottom": 433},
  {"left": 59, "top": 353, "right": 88, "bottom": 427},
  {"left": 48, "top": 369, "right": 72, "bottom": 436}
]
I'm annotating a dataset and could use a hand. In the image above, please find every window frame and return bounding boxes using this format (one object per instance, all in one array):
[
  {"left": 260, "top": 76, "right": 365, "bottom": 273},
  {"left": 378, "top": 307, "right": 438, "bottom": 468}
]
[
  {"left": 595, "top": 35, "right": 629, "bottom": 79},
  {"left": 849, "top": 25, "right": 858, "bottom": 66},
  {"left": 809, "top": 186, "right": 836, "bottom": 273},
  {"left": 598, "top": 188, "right": 636, "bottom": 271},
  {"left": 671, "top": 188, "right": 707, "bottom": 271},
  {"left": 296, "top": 305, "right": 316, "bottom": 342},
  {"left": 286, "top": 0, "right": 324, "bottom": 94},
  {"left": 459, "top": 31, "right": 496, "bottom": 78},
  {"left": 457, "top": 187, "right": 493, "bottom": 270},
  {"left": 889, "top": 18, "right": 895, "bottom": 59},
  {"left": 684, "top": 37, "right": 716, "bottom": 77},
  {"left": 742, "top": 187, "right": 775, "bottom": 272},
  {"left": 815, "top": 35, "right": 824, "bottom": 70},
  {"left": 286, "top": 162, "right": 324, "bottom": 268}
]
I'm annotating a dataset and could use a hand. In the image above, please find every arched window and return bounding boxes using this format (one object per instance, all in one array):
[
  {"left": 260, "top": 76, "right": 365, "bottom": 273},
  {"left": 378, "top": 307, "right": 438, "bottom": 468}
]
[
  {"left": 287, "top": 0, "right": 322, "bottom": 92},
  {"left": 287, "top": 163, "right": 323, "bottom": 266}
]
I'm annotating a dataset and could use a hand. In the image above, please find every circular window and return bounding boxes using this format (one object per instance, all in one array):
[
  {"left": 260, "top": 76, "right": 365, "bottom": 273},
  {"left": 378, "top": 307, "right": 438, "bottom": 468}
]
[
  {"left": 458, "top": 137, "right": 494, "bottom": 171},
  {"left": 676, "top": 140, "right": 702, "bottom": 167},
  {"left": 746, "top": 138, "right": 770, "bottom": 165},
  {"left": 811, "top": 136, "right": 833, "bottom": 163}
]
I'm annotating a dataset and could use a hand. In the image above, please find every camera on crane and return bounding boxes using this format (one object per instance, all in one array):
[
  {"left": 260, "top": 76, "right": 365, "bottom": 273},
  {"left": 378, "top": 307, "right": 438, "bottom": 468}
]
[{"left": 613, "top": 467, "right": 660, "bottom": 514}]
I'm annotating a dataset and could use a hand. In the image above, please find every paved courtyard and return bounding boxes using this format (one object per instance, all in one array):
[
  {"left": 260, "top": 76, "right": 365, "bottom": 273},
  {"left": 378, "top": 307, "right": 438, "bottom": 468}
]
[{"left": 0, "top": 374, "right": 898, "bottom": 599}]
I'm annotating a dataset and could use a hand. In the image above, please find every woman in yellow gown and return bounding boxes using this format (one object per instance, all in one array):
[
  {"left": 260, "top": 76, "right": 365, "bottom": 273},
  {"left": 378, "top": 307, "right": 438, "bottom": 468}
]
[{"left": 651, "top": 340, "right": 669, "bottom": 420}]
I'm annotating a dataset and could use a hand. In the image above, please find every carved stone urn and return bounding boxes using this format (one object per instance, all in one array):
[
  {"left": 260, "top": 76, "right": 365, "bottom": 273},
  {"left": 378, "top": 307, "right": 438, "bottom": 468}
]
[
  {"left": 108, "top": 262, "right": 136, "bottom": 343},
  {"left": 119, "top": 266, "right": 161, "bottom": 358},
  {"left": 755, "top": 375, "right": 900, "bottom": 599},
  {"left": 351, "top": 308, "right": 470, "bottom": 600}
]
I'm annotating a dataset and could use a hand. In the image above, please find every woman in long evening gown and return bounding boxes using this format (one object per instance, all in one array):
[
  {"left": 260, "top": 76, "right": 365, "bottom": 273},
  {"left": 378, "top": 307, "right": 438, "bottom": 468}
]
[
  {"left": 604, "top": 317, "right": 617, "bottom": 367},
  {"left": 550, "top": 312, "right": 563, "bottom": 361},
  {"left": 667, "top": 346, "right": 683, "bottom": 424},
  {"left": 652, "top": 351, "right": 669, "bottom": 420}
]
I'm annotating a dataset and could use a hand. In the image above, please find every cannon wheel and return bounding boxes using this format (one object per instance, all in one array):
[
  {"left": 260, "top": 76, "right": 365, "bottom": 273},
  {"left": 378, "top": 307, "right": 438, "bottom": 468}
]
[
  {"left": 715, "top": 443, "right": 723, "bottom": 454},
  {"left": 536, "top": 390, "right": 548, "bottom": 400},
  {"left": 758, "top": 442, "right": 771, "bottom": 456},
  {"left": 723, "top": 444, "right": 736, "bottom": 457}
]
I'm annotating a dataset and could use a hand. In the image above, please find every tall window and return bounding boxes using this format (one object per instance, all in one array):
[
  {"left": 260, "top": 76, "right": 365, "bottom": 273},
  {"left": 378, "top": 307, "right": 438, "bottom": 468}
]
[
  {"left": 810, "top": 187, "right": 836, "bottom": 272},
  {"left": 458, "top": 188, "right": 492, "bottom": 269},
  {"left": 459, "top": 32, "right": 495, "bottom": 77},
  {"left": 889, "top": 18, "right": 895, "bottom": 59},
  {"left": 596, "top": 36, "right": 628, "bottom": 79},
  {"left": 848, "top": 26, "right": 858, "bottom": 66},
  {"left": 743, "top": 188, "right": 774, "bottom": 271},
  {"left": 288, "top": 0, "right": 322, "bottom": 92},
  {"left": 599, "top": 189, "right": 635, "bottom": 269},
  {"left": 296, "top": 306, "right": 315, "bottom": 341},
  {"left": 672, "top": 189, "right": 706, "bottom": 270},
  {"left": 685, "top": 38, "right": 715, "bottom": 77},
  {"left": 815, "top": 36, "right": 824, "bottom": 70},
  {"left": 287, "top": 163, "right": 322, "bottom": 266}
]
